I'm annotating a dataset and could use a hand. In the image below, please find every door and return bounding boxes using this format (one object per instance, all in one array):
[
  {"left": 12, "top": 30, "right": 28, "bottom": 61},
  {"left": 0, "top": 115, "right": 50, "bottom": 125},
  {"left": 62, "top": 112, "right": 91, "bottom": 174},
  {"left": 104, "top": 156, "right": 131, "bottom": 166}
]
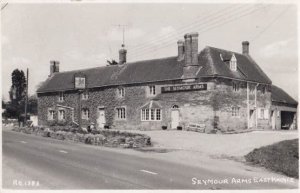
[
  {"left": 271, "top": 110, "right": 276, "bottom": 130},
  {"left": 97, "top": 109, "right": 106, "bottom": 129},
  {"left": 249, "top": 110, "right": 254, "bottom": 128},
  {"left": 171, "top": 110, "right": 179, "bottom": 129}
]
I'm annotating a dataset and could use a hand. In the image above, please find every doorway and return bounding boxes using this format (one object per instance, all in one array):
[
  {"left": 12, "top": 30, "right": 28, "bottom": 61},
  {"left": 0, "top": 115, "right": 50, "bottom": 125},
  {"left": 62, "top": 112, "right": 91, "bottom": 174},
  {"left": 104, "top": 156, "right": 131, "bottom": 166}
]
[
  {"left": 271, "top": 110, "right": 276, "bottom": 130},
  {"left": 249, "top": 110, "right": 254, "bottom": 128},
  {"left": 171, "top": 105, "right": 179, "bottom": 129},
  {"left": 97, "top": 108, "right": 106, "bottom": 129}
]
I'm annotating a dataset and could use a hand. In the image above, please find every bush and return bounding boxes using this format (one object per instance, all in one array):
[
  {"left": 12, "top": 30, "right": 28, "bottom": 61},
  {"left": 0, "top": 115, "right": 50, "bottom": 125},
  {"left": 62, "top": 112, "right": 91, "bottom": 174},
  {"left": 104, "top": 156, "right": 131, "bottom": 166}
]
[
  {"left": 162, "top": 126, "right": 167, "bottom": 130},
  {"left": 245, "top": 139, "right": 298, "bottom": 178}
]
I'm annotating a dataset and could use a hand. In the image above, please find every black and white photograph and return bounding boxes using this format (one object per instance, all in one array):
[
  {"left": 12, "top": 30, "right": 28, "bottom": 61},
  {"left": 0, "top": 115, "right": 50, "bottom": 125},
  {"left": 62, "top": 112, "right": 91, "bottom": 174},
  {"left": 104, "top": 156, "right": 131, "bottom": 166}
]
[{"left": 1, "top": 0, "right": 299, "bottom": 191}]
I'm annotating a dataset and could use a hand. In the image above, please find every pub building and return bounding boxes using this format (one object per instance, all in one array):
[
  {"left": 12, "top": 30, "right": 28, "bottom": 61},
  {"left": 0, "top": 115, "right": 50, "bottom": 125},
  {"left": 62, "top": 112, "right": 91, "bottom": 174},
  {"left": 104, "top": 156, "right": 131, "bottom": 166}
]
[{"left": 37, "top": 32, "right": 298, "bottom": 132}]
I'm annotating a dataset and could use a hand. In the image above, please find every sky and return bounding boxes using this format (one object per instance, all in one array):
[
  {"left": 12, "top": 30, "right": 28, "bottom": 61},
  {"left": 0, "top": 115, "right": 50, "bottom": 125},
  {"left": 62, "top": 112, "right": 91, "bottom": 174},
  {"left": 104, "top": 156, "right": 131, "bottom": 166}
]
[{"left": 1, "top": 2, "right": 298, "bottom": 101}]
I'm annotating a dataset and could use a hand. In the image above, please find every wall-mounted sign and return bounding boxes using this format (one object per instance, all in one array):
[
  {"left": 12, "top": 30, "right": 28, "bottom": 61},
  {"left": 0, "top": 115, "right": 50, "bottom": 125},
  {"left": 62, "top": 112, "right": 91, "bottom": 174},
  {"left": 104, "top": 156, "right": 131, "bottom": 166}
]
[
  {"left": 74, "top": 73, "right": 86, "bottom": 89},
  {"left": 161, "top": 83, "right": 207, "bottom": 93}
]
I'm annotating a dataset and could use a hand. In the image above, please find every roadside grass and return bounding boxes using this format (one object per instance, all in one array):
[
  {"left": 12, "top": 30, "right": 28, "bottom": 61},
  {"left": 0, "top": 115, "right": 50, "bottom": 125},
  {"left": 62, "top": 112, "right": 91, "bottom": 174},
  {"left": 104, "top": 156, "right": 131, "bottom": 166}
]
[{"left": 245, "top": 139, "right": 299, "bottom": 178}]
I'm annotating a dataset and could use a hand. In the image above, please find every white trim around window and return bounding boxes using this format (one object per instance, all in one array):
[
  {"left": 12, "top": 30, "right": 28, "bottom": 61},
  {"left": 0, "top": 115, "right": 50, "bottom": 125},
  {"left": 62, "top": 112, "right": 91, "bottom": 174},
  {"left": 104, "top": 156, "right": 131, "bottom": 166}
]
[
  {"left": 141, "top": 108, "right": 161, "bottom": 121},
  {"left": 116, "top": 107, "right": 126, "bottom": 120},
  {"left": 58, "top": 109, "right": 66, "bottom": 120},
  {"left": 58, "top": 92, "right": 65, "bottom": 102},
  {"left": 48, "top": 108, "right": 55, "bottom": 120}
]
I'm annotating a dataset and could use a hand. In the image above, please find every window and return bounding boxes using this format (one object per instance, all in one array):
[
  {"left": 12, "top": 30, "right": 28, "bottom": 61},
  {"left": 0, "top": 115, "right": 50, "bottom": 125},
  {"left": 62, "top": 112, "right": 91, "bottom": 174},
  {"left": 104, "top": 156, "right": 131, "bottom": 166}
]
[
  {"left": 232, "top": 107, "right": 240, "bottom": 117},
  {"left": 230, "top": 54, "right": 237, "bottom": 71},
  {"left": 141, "top": 108, "right": 161, "bottom": 121},
  {"left": 58, "top": 109, "right": 65, "bottom": 120},
  {"left": 48, "top": 109, "right": 55, "bottom": 120},
  {"left": 117, "top": 88, "right": 125, "bottom": 98},
  {"left": 82, "top": 108, "right": 89, "bottom": 120},
  {"left": 81, "top": 91, "right": 89, "bottom": 100},
  {"left": 258, "top": 108, "right": 269, "bottom": 120},
  {"left": 262, "top": 86, "right": 266, "bottom": 94},
  {"left": 58, "top": 92, "right": 64, "bottom": 102},
  {"left": 149, "top": 86, "right": 156, "bottom": 96},
  {"left": 232, "top": 82, "right": 239, "bottom": 92},
  {"left": 116, "top": 107, "right": 126, "bottom": 119}
]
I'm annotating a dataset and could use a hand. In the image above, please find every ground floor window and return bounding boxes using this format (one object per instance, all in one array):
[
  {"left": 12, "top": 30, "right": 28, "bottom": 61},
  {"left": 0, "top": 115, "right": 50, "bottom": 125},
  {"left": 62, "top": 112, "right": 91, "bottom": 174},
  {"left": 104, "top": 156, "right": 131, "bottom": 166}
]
[
  {"left": 82, "top": 108, "right": 90, "bottom": 120},
  {"left": 58, "top": 109, "right": 65, "bottom": 120},
  {"left": 48, "top": 109, "right": 55, "bottom": 120},
  {"left": 141, "top": 108, "right": 161, "bottom": 121},
  {"left": 116, "top": 107, "right": 126, "bottom": 120},
  {"left": 258, "top": 108, "right": 269, "bottom": 119},
  {"left": 232, "top": 107, "right": 240, "bottom": 117}
]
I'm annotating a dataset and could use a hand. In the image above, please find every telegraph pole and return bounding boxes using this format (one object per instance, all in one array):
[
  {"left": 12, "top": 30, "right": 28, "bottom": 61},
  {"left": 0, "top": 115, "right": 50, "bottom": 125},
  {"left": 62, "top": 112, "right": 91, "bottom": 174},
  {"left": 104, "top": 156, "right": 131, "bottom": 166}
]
[{"left": 24, "top": 68, "right": 29, "bottom": 125}]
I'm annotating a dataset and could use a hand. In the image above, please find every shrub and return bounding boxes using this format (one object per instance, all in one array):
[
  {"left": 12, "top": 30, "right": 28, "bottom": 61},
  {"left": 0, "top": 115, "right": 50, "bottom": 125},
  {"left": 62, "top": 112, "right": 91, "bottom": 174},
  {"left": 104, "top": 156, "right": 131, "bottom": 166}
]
[
  {"left": 162, "top": 125, "right": 167, "bottom": 130},
  {"left": 245, "top": 139, "right": 299, "bottom": 178},
  {"left": 177, "top": 126, "right": 182, "bottom": 130}
]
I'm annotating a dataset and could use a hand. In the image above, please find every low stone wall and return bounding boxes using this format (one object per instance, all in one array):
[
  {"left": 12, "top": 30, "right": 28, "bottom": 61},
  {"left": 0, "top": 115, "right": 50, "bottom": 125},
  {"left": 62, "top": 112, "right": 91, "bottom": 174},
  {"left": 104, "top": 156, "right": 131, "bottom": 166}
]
[{"left": 11, "top": 126, "right": 151, "bottom": 148}]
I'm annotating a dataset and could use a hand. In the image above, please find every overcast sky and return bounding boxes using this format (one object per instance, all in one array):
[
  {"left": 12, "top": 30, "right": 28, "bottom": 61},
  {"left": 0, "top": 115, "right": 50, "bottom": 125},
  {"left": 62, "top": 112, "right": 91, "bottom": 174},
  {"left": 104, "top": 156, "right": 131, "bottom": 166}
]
[{"left": 1, "top": 2, "right": 298, "bottom": 101}]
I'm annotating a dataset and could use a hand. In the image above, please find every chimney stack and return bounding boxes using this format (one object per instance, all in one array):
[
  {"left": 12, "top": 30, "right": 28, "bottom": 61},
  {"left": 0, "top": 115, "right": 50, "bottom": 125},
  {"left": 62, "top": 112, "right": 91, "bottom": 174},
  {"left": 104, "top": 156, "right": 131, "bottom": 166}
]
[
  {"left": 182, "top": 32, "right": 200, "bottom": 80},
  {"left": 177, "top": 40, "right": 185, "bottom": 61},
  {"left": 242, "top": 41, "right": 249, "bottom": 54},
  {"left": 119, "top": 44, "right": 127, "bottom": 64},
  {"left": 50, "top": 60, "right": 60, "bottom": 76},
  {"left": 184, "top": 32, "right": 199, "bottom": 66}
]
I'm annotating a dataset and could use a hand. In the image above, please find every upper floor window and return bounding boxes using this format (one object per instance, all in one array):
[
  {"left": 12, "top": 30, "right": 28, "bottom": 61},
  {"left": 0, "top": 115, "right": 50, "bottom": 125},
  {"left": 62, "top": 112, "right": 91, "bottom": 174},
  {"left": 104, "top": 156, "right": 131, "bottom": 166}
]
[
  {"left": 117, "top": 87, "right": 125, "bottom": 98},
  {"left": 116, "top": 107, "right": 126, "bottom": 120},
  {"left": 81, "top": 108, "right": 90, "bottom": 120},
  {"left": 229, "top": 54, "right": 237, "bottom": 71},
  {"left": 149, "top": 86, "right": 156, "bottom": 96},
  {"left": 58, "top": 109, "right": 65, "bottom": 120},
  {"left": 58, "top": 92, "right": 65, "bottom": 102},
  {"left": 232, "top": 82, "right": 239, "bottom": 92},
  {"left": 232, "top": 107, "right": 240, "bottom": 117},
  {"left": 81, "top": 91, "right": 89, "bottom": 100},
  {"left": 141, "top": 108, "right": 161, "bottom": 121},
  {"left": 48, "top": 109, "right": 55, "bottom": 120}
]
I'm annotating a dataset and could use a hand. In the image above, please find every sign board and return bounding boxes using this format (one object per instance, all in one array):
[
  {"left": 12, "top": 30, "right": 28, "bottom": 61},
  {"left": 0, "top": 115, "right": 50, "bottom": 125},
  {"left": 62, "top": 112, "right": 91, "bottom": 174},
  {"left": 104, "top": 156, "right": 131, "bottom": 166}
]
[
  {"left": 161, "top": 83, "right": 207, "bottom": 93},
  {"left": 74, "top": 73, "right": 86, "bottom": 89}
]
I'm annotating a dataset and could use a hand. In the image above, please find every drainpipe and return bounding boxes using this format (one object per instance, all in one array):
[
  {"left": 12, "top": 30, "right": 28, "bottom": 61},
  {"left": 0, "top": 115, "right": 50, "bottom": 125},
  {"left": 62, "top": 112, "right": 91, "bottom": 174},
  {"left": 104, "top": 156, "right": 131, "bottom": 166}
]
[
  {"left": 247, "top": 82, "right": 249, "bottom": 129},
  {"left": 255, "top": 83, "right": 259, "bottom": 129}
]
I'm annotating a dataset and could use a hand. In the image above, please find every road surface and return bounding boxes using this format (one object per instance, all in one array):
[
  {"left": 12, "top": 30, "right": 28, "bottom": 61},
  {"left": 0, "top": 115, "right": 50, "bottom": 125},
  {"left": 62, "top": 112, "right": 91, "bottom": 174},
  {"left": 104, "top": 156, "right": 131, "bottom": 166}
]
[{"left": 2, "top": 130, "right": 298, "bottom": 189}]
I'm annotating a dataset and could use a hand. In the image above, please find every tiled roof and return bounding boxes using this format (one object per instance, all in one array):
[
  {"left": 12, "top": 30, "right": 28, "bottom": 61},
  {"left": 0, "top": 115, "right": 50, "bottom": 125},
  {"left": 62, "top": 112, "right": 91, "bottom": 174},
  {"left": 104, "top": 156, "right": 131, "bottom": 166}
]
[
  {"left": 271, "top": 85, "right": 298, "bottom": 105},
  {"left": 37, "top": 46, "right": 272, "bottom": 93},
  {"left": 197, "top": 47, "right": 272, "bottom": 84}
]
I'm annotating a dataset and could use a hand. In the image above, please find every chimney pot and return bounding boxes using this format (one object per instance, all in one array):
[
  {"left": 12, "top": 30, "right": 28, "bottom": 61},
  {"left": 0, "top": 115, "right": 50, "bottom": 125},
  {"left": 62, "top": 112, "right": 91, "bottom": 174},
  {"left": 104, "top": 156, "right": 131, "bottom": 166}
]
[
  {"left": 50, "top": 60, "right": 60, "bottom": 76},
  {"left": 177, "top": 40, "right": 184, "bottom": 61},
  {"left": 242, "top": 41, "right": 249, "bottom": 54}
]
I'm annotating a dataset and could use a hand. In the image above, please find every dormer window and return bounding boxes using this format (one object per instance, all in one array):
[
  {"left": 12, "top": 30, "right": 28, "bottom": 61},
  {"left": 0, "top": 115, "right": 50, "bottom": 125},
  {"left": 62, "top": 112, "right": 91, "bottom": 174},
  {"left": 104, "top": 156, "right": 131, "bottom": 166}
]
[{"left": 229, "top": 54, "right": 237, "bottom": 71}]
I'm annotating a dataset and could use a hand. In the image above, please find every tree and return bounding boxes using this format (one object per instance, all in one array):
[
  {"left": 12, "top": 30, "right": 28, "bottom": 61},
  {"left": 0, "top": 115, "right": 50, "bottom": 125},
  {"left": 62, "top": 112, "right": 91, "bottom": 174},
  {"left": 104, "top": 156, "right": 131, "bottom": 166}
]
[
  {"left": 5, "top": 69, "right": 27, "bottom": 118},
  {"left": 10, "top": 69, "right": 26, "bottom": 103},
  {"left": 28, "top": 95, "right": 38, "bottom": 115}
]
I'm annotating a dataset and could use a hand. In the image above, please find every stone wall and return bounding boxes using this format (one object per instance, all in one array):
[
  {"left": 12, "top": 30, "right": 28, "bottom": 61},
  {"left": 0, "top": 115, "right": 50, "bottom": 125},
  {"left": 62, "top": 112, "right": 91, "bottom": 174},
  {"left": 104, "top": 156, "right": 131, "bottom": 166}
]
[{"left": 38, "top": 77, "right": 273, "bottom": 132}]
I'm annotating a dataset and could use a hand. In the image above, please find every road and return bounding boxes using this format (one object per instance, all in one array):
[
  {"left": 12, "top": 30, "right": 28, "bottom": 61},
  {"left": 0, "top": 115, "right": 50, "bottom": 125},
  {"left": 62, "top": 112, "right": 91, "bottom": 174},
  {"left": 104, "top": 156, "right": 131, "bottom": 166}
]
[{"left": 2, "top": 130, "right": 298, "bottom": 190}]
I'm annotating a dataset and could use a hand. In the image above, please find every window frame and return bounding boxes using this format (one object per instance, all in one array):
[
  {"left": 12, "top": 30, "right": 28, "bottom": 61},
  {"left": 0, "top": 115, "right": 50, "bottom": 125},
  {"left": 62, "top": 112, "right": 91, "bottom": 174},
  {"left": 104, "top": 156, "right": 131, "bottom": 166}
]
[
  {"left": 117, "top": 87, "right": 125, "bottom": 98},
  {"left": 81, "top": 91, "right": 89, "bottom": 100},
  {"left": 58, "top": 109, "right": 65, "bottom": 120},
  {"left": 81, "top": 108, "right": 90, "bottom": 120},
  {"left": 231, "top": 106, "right": 240, "bottom": 117},
  {"left": 141, "top": 108, "right": 162, "bottom": 121},
  {"left": 232, "top": 82, "right": 239, "bottom": 92},
  {"left": 149, "top": 85, "right": 156, "bottom": 96},
  {"left": 48, "top": 109, "right": 55, "bottom": 120},
  {"left": 116, "top": 107, "right": 126, "bottom": 120},
  {"left": 58, "top": 92, "right": 65, "bottom": 102}
]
